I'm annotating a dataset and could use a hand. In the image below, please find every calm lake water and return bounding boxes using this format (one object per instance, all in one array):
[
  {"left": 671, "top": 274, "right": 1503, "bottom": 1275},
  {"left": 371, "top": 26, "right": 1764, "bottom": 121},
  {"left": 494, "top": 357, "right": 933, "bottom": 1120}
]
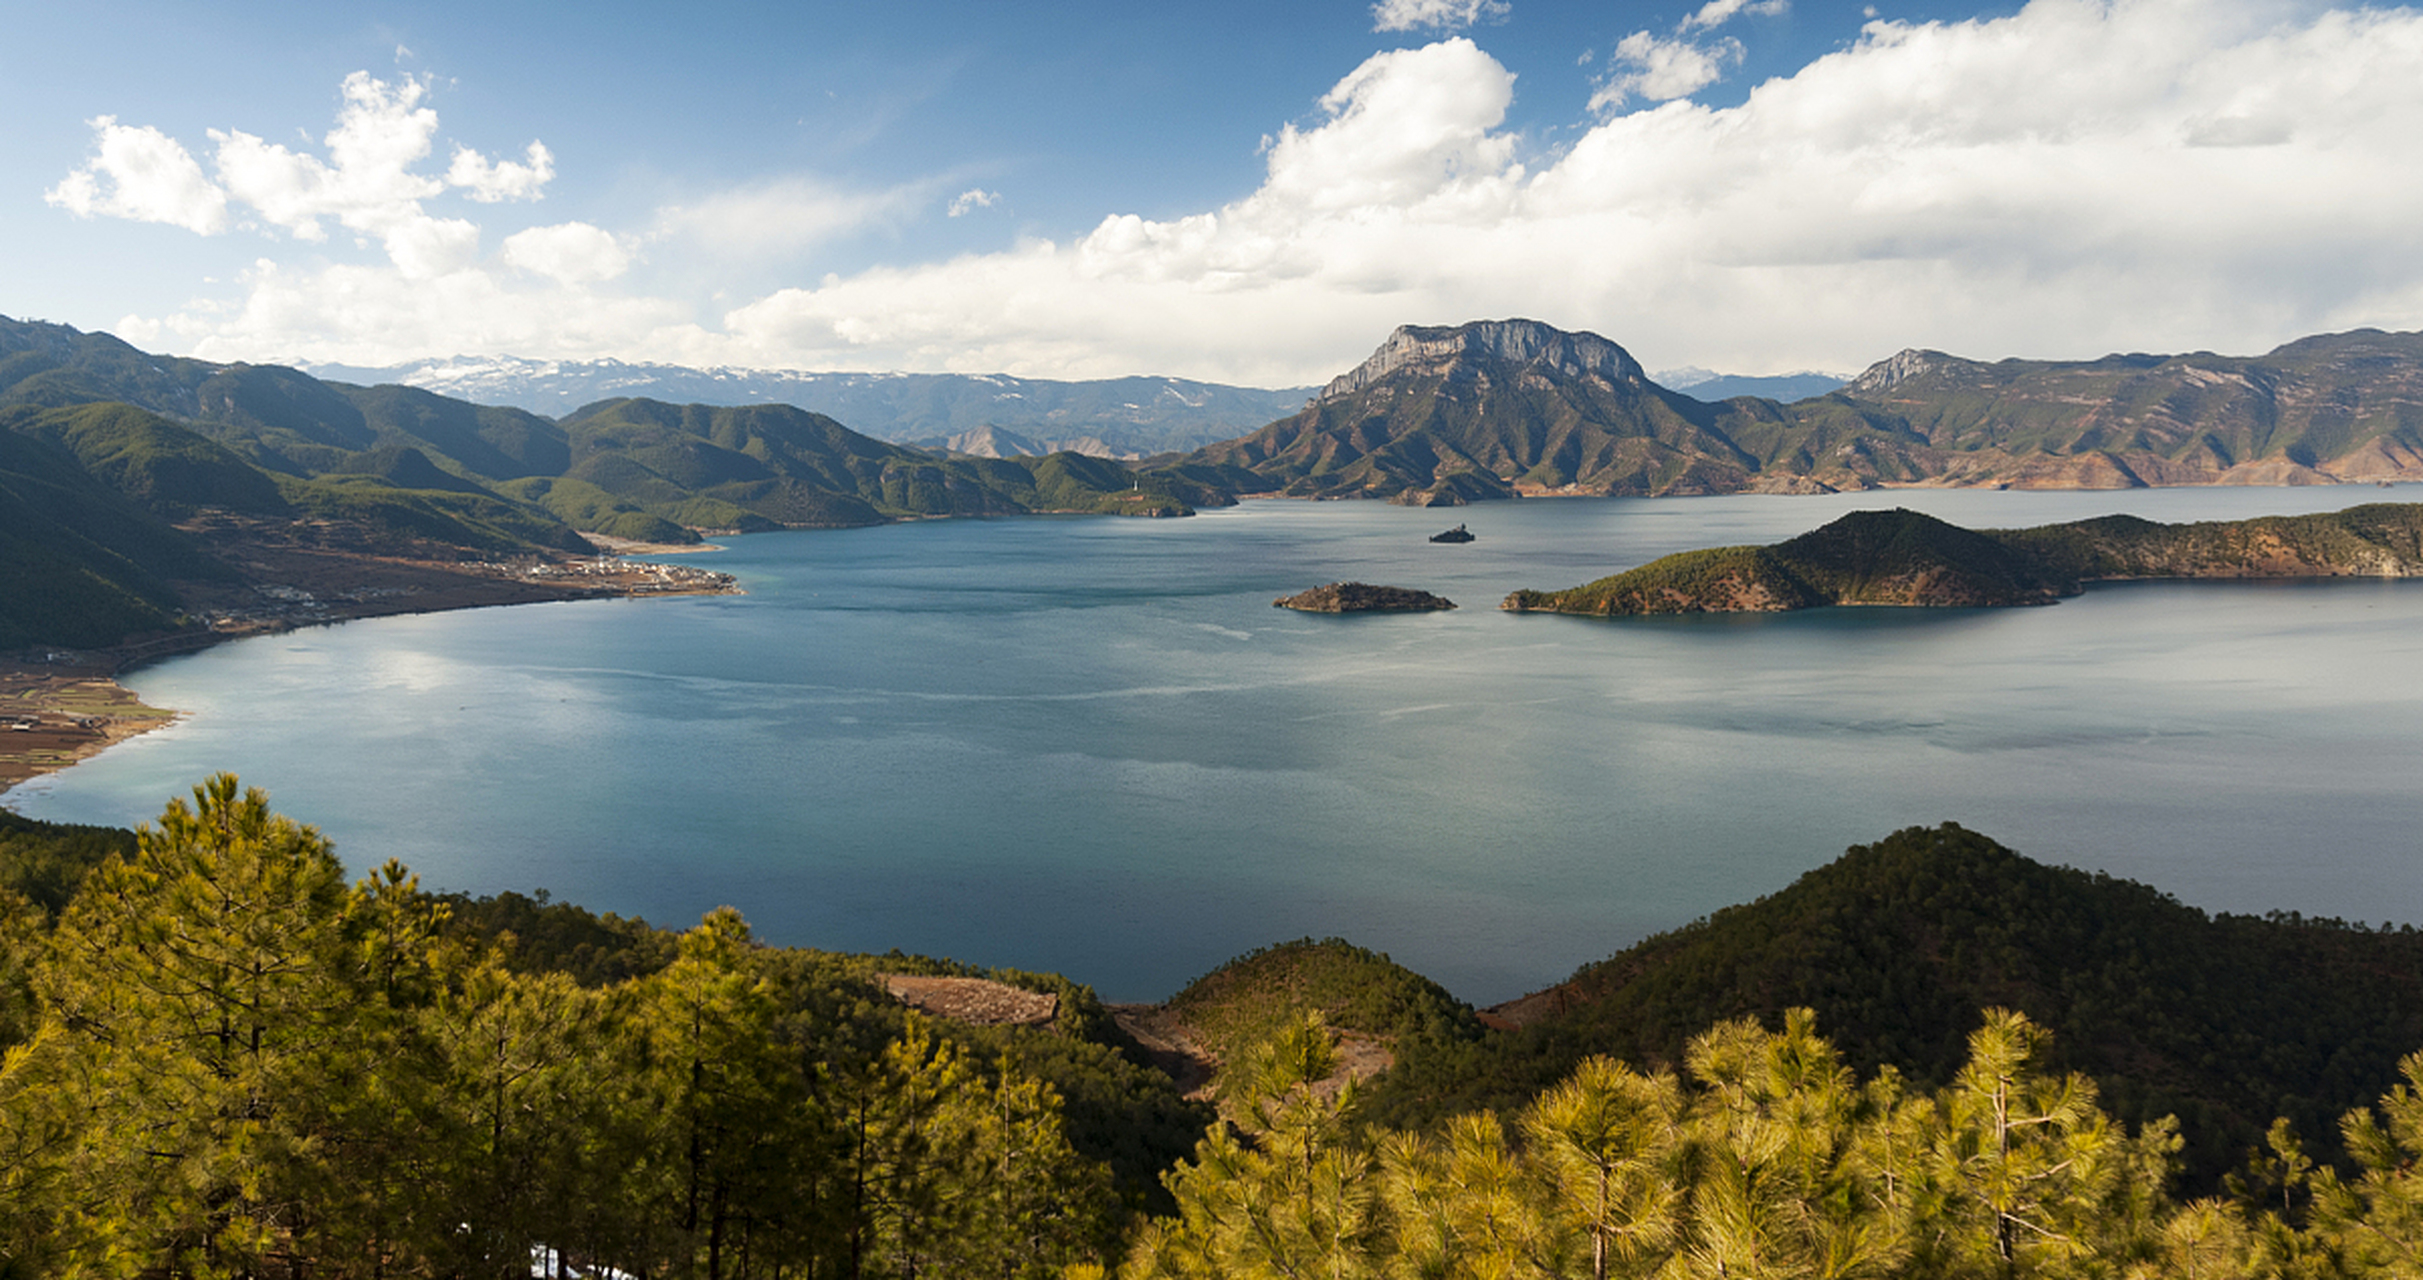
[{"left": 10, "top": 486, "right": 2423, "bottom": 1003}]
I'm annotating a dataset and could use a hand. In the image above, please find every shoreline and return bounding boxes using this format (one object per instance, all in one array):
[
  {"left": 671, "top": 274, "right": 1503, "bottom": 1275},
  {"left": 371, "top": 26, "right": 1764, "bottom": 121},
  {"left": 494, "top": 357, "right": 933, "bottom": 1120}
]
[{"left": 0, "top": 548, "right": 740, "bottom": 798}]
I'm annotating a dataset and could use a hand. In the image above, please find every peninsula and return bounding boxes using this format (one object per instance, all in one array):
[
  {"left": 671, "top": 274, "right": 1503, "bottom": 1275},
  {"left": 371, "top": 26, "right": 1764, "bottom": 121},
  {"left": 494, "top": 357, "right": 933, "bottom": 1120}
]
[{"left": 1503, "top": 503, "right": 2423, "bottom": 615}]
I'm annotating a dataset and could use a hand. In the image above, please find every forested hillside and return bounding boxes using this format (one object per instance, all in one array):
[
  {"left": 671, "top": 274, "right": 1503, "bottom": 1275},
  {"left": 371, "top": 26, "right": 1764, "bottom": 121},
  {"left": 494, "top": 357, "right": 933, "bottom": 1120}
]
[
  {"left": 13, "top": 786, "right": 2423, "bottom": 1276},
  {"left": 0, "top": 778, "right": 1208, "bottom": 1278},
  {"left": 1367, "top": 824, "right": 2423, "bottom": 1189},
  {"left": 0, "top": 315, "right": 1206, "bottom": 649}
]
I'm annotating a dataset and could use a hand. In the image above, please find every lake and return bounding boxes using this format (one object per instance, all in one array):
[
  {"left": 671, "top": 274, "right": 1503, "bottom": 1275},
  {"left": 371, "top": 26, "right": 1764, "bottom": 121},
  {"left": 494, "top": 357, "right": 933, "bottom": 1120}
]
[{"left": 9, "top": 485, "right": 2422, "bottom": 1004}]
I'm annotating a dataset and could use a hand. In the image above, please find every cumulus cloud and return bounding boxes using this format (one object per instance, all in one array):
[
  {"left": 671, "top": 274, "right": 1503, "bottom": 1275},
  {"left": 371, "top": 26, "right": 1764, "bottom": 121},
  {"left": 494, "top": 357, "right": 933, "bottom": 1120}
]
[
  {"left": 1681, "top": 0, "right": 1789, "bottom": 30},
  {"left": 51, "top": 70, "right": 553, "bottom": 285},
  {"left": 1590, "top": 0, "right": 1777, "bottom": 112},
  {"left": 1372, "top": 0, "right": 1511, "bottom": 33},
  {"left": 499, "top": 222, "right": 631, "bottom": 284},
  {"left": 1589, "top": 32, "right": 1743, "bottom": 109},
  {"left": 46, "top": 72, "right": 666, "bottom": 363},
  {"left": 706, "top": 0, "right": 2423, "bottom": 384},
  {"left": 73, "top": 0, "right": 2423, "bottom": 382},
  {"left": 447, "top": 141, "right": 555, "bottom": 202},
  {"left": 948, "top": 187, "right": 1000, "bottom": 217},
  {"left": 46, "top": 118, "right": 229, "bottom": 234}
]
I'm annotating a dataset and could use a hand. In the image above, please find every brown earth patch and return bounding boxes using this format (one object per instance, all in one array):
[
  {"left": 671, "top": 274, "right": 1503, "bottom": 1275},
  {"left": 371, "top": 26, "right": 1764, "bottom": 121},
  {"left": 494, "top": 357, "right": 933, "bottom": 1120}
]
[
  {"left": 881, "top": 975, "right": 1059, "bottom": 1028},
  {"left": 0, "top": 656, "right": 179, "bottom": 791},
  {"left": 1108, "top": 1004, "right": 1395, "bottom": 1106}
]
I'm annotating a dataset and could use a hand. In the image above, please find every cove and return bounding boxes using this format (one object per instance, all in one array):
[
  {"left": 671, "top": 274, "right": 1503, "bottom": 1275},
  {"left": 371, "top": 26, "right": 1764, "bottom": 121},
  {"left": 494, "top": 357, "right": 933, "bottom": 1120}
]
[{"left": 10, "top": 484, "right": 2423, "bottom": 1004}]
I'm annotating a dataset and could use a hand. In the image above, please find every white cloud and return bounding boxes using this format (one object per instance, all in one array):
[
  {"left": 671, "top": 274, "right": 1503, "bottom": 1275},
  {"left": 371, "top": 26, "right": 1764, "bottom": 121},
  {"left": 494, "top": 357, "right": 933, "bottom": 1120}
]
[
  {"left": 1590, "top": 32, "right": 1742, "bottom": 109},
  {"left": 77, "top": 0, "right": 2423, "bottom": 385},
  {"left": 45, "top": 118, "right": 229, "bottom": 234},
  {"left": 52, "top": 71, "right": 553, "bottom": 277},
  {"left": 500, "top": 222, "right": 630, "bottom": 283},
  {"left": 705, "top": 0, "right": 2423, "bottom": 384},
  {"left": 169, "top": 257, "right": 705, "bottom": 368},
  {"left": 447, "top": 141, "right": 555, "bottom": 202},
  {"left": 1681, "top": 0, "right": 1789, "bottom": 30},
  {"left": 1261, "top": 39, "right": 1520, "bottom": 212},
  {"left": 1372, "top": 0, "right": 1511, "bottom": 33},
  {"left": 948, "top": 187, "right": 1000, "bottom": 217}
]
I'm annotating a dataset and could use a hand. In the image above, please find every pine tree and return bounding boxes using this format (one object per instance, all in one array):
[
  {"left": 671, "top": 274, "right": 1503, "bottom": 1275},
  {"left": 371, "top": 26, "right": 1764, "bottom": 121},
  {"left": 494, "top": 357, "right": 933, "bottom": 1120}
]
[
  {"left": 1518, "top": 1055, "right": 1684, "bottom": 1280},
  {"left": 16, "top": 774, "right": 379, "bottom": 1276},
  {"left": 1918, "top": 1008, "right": 2146, "bottom": 1279}
]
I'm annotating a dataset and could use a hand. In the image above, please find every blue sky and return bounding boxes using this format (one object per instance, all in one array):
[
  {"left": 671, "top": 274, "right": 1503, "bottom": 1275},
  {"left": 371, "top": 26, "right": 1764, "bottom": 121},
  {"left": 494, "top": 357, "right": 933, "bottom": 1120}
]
[{"left": 8, "top": 0, "right": 2421, "bottom": 386}]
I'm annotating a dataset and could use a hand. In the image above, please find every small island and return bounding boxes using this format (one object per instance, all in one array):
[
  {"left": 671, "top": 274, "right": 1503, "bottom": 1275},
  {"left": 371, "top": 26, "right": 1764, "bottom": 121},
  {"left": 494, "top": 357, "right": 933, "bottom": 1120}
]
[
  {"left": 1275, "top": 582, "right": 1458, "bottom": 613},
  {"left": 1504, "top": 503, "right": 2423, "bottom": 616},
  {"left": 1429, "top": 524, "right": 1476, "bottom": 543}
]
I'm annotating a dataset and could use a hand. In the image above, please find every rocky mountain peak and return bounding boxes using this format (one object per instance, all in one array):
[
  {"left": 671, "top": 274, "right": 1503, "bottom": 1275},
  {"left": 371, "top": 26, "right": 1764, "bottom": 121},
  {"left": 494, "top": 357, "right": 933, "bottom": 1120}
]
[
  {"left": 1846, "top": 348, "right": 1951, "bottom": 395},
  {"left": 1316, "top": 319, "right": 1648, "bottom": 403}
]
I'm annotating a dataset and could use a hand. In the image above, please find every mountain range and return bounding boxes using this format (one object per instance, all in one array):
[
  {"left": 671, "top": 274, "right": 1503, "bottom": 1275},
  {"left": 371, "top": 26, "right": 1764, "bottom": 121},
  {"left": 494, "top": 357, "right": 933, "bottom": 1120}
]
[
  {"left": 12, "top": 308, "right": 2423, "bottom": 650},
  {"left": 0, "top": 315, "right": 1212, "bottom": 648},
  {"left": 1163, "top": 319, "right": 2423, "bottom": 502},
  {"left": 305, "top": 355, "right": 1318, "bottom": 459}
]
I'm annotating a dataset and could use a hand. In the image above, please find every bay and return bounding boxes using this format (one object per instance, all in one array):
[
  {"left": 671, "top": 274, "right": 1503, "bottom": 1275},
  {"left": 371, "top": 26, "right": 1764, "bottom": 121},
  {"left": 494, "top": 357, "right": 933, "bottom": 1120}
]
[{"left": 10, "top": 484, "right": 2423, "bottom": 1003}]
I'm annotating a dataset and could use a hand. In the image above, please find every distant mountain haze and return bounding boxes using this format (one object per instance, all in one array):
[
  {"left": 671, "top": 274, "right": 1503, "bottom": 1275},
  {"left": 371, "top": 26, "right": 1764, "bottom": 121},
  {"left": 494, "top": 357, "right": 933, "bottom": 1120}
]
[{"left": 304, "top": 355, "right": 1318, "bottom": 459}]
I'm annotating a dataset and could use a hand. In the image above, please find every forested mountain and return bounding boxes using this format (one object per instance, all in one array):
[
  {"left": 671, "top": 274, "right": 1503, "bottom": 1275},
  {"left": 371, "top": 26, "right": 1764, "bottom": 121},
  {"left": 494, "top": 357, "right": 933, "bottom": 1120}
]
[
  {"left": 0, "top": 315, "right": 1205, "bottom": 541},
  {"left": 0, "top": 315, "right": 1202, "bottom": 648},
  {"left": 0, "top": 779, "right": 1210, "bottom": 1278},
  {"left": 1161, "top": 320, "right": 2423, "bottom": 501},
  {"left": 1366, "top": 824, "right": 2423, "bottom": 1189},
  {"left": 16, "top": 787, "right": 2423, "bottom": 1275},
  {"left": 1505, "top": 503, "right": 2423, "bottom": 615},
  {"left": 0, "top": 422, "right": 234, "bottom": 648},
  {"left": 521, "top": 397, "right": 1211, "bottom": 537}
]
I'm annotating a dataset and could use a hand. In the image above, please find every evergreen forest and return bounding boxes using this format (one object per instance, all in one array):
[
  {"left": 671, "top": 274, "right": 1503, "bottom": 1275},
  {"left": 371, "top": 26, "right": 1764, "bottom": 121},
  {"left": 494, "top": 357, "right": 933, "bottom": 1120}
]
[{"left": 10, "top": 780, "right": 2423, "bottom": 1279}]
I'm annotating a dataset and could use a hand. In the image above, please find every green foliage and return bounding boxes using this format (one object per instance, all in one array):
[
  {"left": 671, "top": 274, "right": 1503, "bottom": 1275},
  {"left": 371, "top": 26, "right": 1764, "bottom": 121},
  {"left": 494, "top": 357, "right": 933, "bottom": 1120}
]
[
  {"left": 1508, "top": 545, "right": 1822, "bottom": 615},
  {"left": 1128, "top": 1007, "right": 2193, "bottom": 1280},
  {"left": 558, "top": 397, "right": 1195, "bottom": 529},
  {"left": 0, "top": 777, "right": 1148, "bottom": 1278},
  {"left": 496, "top": 474, "right": 704, "bottom": 542},
  {"left": 0, "top": 807, "right": 134, "bottom": 921},
  {"left": 275, "top": 473, "right": 593, "bottom": 553},
  {"left": 1370, "top": 824, "right": 2423, "bottom": 1192},
  {"left": 1515, "top": 504, "right": 2423, "bottom": 616},
  {"left": 1165, "top": 937, "right": 1487, "bottom": 1072},
  {"left": 23, "top": 775, "right": 2423, "bottom": 1278},
  {"left": 0, "top": 426, "right": 209, "bottom": 647},
  {"left": 2, "top": 401, "right": 288, "bottom": 516},
  {"left": 434, "top": 885, "right": 677, "bottom": 986}
]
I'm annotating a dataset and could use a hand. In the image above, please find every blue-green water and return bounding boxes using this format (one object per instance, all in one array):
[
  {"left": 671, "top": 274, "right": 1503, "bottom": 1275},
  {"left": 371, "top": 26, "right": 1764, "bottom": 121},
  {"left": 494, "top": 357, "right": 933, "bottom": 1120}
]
[{"left": 10, "top": 487, "right": 2423, "bottom": 1003}]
